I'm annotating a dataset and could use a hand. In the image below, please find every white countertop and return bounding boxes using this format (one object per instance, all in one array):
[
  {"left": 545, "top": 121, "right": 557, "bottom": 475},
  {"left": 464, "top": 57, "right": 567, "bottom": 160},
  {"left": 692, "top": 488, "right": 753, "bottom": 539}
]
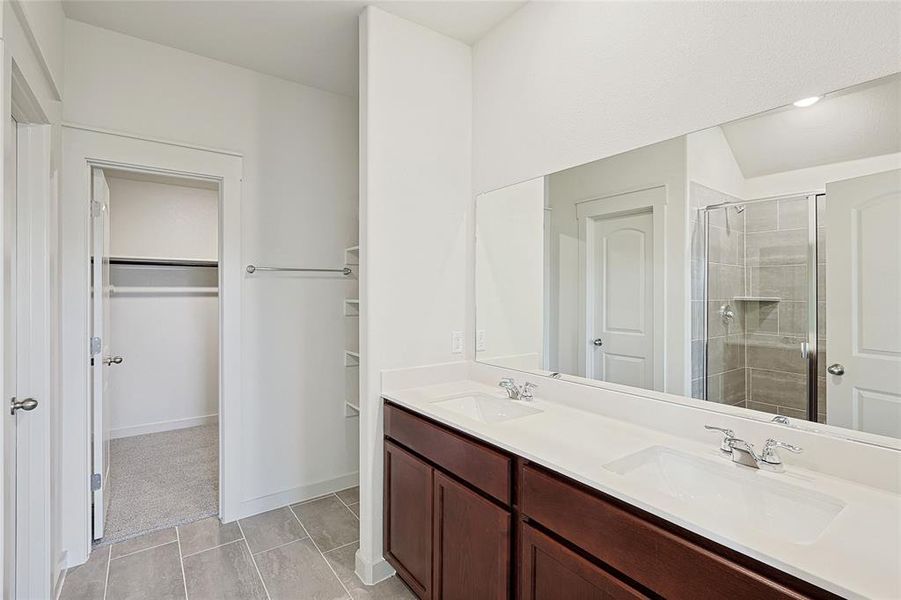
[{"left": 383, "top": 379, "right": 901, "bottom": 600}]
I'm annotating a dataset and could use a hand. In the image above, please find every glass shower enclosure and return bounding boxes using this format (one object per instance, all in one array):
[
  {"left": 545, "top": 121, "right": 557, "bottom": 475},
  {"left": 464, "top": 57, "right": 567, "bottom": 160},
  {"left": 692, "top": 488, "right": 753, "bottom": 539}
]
[{"left": 701, "top": 194, "right": 823, "bottom": 422}]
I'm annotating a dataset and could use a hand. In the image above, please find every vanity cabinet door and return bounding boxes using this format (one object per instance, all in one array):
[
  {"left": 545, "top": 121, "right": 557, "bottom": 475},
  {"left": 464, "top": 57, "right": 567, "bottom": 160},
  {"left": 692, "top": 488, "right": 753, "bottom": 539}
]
[
  {"left": 433, "top": 471, "right": 511, "bottom": 600},
  {"left": 385, "top": 441, "right": 433, "bottom": 599},
  {"left": 520, "top": 523, "right": 648, "bottom": 600}
]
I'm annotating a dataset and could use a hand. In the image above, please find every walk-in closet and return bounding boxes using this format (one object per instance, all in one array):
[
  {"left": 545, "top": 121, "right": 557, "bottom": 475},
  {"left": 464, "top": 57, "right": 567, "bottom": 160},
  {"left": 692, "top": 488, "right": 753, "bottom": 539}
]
[{"left": 91, "top": 169, "right": 220, "bottom": 545}]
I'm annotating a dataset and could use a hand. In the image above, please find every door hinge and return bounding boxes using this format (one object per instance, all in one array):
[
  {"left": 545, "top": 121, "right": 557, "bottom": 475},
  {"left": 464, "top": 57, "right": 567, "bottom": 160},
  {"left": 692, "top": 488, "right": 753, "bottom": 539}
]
[
  {"left": 91, "top": 473, "right": 102, "bottom": 491},
  {"left": 90, "top": 337, "right": 101, "bottom": 355},
  {"left": 90, "top": 200, "right": 104, "bottom": 218}
]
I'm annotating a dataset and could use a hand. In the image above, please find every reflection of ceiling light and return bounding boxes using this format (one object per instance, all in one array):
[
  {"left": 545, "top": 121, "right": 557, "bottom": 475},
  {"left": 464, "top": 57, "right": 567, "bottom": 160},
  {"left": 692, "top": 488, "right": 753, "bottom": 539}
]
[{"left": 793, "top": 96, "right": 821, "bottom": 108}]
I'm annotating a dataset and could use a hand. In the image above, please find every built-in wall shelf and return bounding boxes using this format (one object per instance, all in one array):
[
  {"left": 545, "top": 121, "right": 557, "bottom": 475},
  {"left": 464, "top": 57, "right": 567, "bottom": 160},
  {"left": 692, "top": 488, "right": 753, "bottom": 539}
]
[
  {"left": 733, "top": 296, "right": 781, "bottom": 303},
  {"left": 345, "top": 243, "right": 360, "bottom": 418},
  {"left": 344, "top": 245, "right": 359, "bottom": 266}
]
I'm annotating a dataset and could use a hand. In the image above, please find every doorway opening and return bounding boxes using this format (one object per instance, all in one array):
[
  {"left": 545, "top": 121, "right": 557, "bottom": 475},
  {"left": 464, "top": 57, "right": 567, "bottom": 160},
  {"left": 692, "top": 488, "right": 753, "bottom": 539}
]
[{"left": 90, "top": 168, "right": 220, "bottom": 545}]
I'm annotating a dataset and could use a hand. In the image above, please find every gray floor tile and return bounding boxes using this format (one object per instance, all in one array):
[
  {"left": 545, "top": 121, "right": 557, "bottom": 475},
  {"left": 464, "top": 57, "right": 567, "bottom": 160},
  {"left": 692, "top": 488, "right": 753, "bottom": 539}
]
[
  {"left": 325, "top": 542, "right": 415, "bottom": 600},
  {"left": 256, "top": 538, "right": 348, "bottom": 600},
  {"left": 183, "top": 541, "right": 267, "bottom": 600},
  {"left": 347, "top": 503, "right": 359, "bottom": 518},
  {"left": 292, "top": 496, "right": 359, "bottom": 551},
  {"left": 179, "top": 516, "right": 243, "bottom": 557},
  {"left": 239, "top": 506, "right": 307, "bottom": 553},
  {"left": 106, "top": 542, "right": 185, "bottom": 600},
  {"left": 60, "top": 546, "right": 110, "bottom": 600},
  {"left": 110, "top": 527, "right": 178, "bottom": 559},
  {"left": 336, "top": 486, "right": 359, "bottom": 505}
]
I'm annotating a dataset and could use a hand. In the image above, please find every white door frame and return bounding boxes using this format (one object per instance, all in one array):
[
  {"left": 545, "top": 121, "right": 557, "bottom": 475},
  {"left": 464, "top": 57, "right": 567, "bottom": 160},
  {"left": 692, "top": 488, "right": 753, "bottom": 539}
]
[
  {"left": 60, "top": 125, "right": 243, "bottom": 567},
  {"left": 2, "top": 54, "right": 54, "bottom": 599},
  {"left": 576, "top": 186, "right": 666, "bottom": 391}
]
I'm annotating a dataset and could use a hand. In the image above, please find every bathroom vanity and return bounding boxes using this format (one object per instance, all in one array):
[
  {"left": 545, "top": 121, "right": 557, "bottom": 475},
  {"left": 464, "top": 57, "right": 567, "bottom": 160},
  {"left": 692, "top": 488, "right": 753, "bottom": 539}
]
[
  {"left": 384, "top": 401, "right": 840, "bottom": 599},
  {"left": 379, "top": 372, "right": 900, "bottom": 600}
]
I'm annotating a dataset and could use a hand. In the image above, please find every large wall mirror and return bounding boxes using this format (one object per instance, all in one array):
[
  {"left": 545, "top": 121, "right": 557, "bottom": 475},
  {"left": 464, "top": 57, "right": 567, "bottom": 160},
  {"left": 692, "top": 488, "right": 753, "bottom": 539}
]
[{"left": 475, "top": 73, "right": 900, "bottom": 443}]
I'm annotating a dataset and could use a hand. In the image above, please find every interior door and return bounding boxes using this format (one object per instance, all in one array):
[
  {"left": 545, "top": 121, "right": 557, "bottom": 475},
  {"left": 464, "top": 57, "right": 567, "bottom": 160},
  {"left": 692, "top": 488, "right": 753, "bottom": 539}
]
[
  {"left": 91, "top": 167, "right": 112, "bottom": 539},
  {"left": 825, "top": 169, "right": 901, "bottom": 437},
  {"left": 3, "top": 115, "right": 19, "bottom": 599},
  {"left": 587, "top": 210, "right": 654, "bottom": 389}
]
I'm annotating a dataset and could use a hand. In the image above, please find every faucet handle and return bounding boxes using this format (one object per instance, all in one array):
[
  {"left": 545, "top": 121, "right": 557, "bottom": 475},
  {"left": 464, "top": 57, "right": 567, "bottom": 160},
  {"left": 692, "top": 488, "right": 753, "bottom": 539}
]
[
  {"left": 761, "top": 438, "right": 802, "bottom": 465},
  {"left": 521, "top": 381, "right": 538, "bottom": 400},
  {"left": 704, "top": 425, "right": 736, "bottom": 454},
  {"left": 499, "top": 377, "right": 515, "bottom": 386}
]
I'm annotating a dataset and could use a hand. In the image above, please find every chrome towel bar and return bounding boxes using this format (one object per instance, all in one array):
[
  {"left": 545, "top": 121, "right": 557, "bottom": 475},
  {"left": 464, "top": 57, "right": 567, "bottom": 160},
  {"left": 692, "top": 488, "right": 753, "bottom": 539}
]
[{"left": 246, "top": 265, "right": 352, "bottom": 275}]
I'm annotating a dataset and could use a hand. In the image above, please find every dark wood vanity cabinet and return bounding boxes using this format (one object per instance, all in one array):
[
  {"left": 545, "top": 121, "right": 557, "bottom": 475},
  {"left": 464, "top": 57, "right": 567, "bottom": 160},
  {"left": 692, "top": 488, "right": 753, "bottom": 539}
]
[{"left": 384, "top": 401, "right": 835, "bottom": 600}]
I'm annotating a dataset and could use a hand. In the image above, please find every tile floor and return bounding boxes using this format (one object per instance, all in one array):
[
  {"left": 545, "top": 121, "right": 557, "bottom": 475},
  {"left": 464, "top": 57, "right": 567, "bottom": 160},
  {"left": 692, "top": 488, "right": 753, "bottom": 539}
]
[{"left": 60, "top": 487, "right": 415, "bottom": 600}]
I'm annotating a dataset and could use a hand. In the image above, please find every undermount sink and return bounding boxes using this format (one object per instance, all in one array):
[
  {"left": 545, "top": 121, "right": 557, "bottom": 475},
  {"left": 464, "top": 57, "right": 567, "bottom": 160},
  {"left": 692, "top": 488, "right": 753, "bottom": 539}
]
[
  {"left": 431, "top": 392, "right": 543, "bottom": 424},
  {"left": 604, "top": 446, "right": 845, "bottom": 544}
]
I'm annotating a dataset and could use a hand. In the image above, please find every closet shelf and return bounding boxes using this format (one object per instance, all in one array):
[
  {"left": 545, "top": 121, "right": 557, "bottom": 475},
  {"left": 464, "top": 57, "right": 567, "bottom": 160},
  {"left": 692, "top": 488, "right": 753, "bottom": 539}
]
[
  {"left": 345, "top": 401, "right": 360, "bottom": 414},
  {"left": 344, "top": 351, "right": 360, "bottom": 367},
  {"left": 108, "top": 256, "right": 218, "bottom": 268},
  {"left": 344, "top": 245, "right": 359, "bottom": 266},
  {"left": 110, "top": 286, "right": 218, "bottom": 295}
]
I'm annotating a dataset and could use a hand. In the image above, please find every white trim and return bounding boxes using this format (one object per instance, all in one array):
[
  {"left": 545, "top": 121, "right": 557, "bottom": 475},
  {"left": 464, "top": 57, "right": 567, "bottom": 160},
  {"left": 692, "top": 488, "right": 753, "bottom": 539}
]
[
  {"left": 232, "top": 472, "right": 359, "bottom": 522},
  {"left": 109, "top": 414, "right": 219, "bottom": 440},
  {"left": 577, "top": 185, "right": 667, "bottom": 391},
  {"left": 6, "top": 1, "right": 62, "bottom": 102},
  {"left": 62, "top": 123, "right": 242, "bottom": 158},
  {"left": 354, "top": 549, "right": 395, "bottom": 586},
  {"left": 60, "top": 127, "right": 243, "bottom": 567}
]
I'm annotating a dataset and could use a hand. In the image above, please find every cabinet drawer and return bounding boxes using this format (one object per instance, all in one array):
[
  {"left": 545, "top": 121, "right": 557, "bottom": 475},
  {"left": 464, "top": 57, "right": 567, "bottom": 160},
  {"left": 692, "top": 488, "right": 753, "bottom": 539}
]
[
  {"left": 520, "top": 523, "right": 647, "bottom": 600},
  {"left": 520, "top": 465, "right": 811, "bottom": 600},
  {"left": 384, "top": 402, "right": 512, "bottom": 504}
]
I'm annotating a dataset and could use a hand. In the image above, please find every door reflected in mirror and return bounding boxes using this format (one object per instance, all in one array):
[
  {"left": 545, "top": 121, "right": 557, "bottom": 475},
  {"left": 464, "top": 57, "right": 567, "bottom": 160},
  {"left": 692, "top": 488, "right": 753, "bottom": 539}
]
[{"left": 475, "top": 73, "right": 901, "bottom": 441}]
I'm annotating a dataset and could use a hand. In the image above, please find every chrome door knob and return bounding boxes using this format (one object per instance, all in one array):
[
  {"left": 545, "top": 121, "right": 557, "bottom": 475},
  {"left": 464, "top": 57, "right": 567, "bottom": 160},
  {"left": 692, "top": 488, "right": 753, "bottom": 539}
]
[
  {"left": 10, "top": 397, "right": 38, "bottom": 415},
  {"left": 592, "top": 338, "right": 604, "bottom": 347},
  {"left": 826, "top": 363, "right": 845, "bottom": 376},
  {"left": 103, "top": 356, "right": 124, "bottom": 366}
]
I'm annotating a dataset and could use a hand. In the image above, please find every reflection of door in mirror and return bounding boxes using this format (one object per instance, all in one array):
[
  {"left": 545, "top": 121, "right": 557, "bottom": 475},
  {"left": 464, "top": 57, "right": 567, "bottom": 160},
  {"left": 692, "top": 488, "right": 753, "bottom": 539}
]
[
  {"left": 581, "top": 203, "right": 654, "bottom": 390},
  {"left": 825, "top": 169, "right": 901, "bottom": 437}
]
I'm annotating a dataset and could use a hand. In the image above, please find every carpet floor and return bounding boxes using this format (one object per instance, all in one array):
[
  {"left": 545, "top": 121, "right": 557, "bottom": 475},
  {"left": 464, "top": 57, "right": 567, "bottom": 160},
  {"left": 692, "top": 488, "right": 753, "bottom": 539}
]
[{"left": 97, "top": 424, "right": 218, "bottom": 546}]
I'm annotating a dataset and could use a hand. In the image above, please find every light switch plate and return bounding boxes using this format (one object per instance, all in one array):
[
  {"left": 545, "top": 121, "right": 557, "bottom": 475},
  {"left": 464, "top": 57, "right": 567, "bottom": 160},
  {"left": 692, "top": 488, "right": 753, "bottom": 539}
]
[
  {"left": 451, "top": 331, "right": 463, "bottom": 354},
  {"left": 476, "top": 329, "right": 486, "bottom": 352}
]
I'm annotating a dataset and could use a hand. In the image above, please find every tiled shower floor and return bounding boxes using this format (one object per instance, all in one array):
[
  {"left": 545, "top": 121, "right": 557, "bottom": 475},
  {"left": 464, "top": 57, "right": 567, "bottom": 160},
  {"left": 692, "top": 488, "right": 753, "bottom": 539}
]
[{"left": 60, "top": 487, "right": 415, "bottom": 600}]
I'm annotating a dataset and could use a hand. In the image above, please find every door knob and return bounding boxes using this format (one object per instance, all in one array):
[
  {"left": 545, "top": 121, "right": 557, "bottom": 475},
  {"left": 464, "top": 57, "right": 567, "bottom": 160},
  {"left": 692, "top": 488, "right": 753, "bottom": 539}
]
[
  {"left": 592, "top": 338, "right": 604, "bottom": 347},
  {"left": 103, "top": 356, "right": 124, "bottom": 366},
  {"left": 10, "top": 397, "right": 38, "bottom": 415},
  {"left": 826, "top": 363, "right": 845, "bottom": 376}
]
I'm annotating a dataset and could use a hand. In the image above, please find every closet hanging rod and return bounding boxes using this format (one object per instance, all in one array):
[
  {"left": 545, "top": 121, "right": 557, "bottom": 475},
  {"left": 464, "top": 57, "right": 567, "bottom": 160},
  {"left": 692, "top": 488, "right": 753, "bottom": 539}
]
[
  {"left": 106, "top": 257, "right": 218, "bottom": 268},
  {"left": 246, "top": 265, "right": 352, "bottom": 275}
]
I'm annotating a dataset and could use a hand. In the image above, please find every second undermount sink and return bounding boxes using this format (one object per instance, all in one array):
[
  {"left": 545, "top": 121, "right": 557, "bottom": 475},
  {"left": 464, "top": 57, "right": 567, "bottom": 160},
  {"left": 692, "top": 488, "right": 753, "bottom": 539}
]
[
  {"left": 604, "top": 446, "right": 845, "bottom": 544},
  {"left": 431, "top": 392, "right": 543, "bottom": 424}
]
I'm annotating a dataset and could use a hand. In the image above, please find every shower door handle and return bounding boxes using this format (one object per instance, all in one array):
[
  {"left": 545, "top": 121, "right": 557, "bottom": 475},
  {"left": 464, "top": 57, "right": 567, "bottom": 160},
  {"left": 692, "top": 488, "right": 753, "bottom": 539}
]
[{"left": 800, "top": 342, "right": 810, "bottom": 359}]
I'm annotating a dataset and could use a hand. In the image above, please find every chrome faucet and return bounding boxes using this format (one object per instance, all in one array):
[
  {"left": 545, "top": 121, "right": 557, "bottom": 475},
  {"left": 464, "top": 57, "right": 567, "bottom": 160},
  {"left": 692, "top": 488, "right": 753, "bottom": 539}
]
[
  {"left": 498, "top": 378, "right": 538, "bottom": 401},
  {"left": 704, "top": 425, "right": 802, "bottom": 472}
]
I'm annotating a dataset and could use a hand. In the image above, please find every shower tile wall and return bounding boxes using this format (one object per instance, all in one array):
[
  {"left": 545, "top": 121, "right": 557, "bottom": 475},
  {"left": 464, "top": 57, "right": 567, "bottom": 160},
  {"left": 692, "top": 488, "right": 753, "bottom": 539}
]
[{"left": 689, "top": 185, "right": 827, "bottom": 420}]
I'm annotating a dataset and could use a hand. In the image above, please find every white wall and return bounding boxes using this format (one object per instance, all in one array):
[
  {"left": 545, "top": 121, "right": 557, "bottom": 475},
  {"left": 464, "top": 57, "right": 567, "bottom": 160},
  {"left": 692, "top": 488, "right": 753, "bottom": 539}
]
[
  {"left": 358, "top": 6, "right": 471, "bottom": 583},
  {"left": 475, "top": 177, "right": 543, "bottom": 369},
  {"left": 61, "top": 19, "right": 359, "bottom": 556},
  {"left": 473, "top": 1, "right": 901, "bottom": 195},
  {"left": 107, "top": 176, "right": 218, "bottom": 261},
  {"left": 106, "top": 176, "right": 218, "bottom": 438},
  {"left": 686, "top": 127, "right": 747, "bottom": 201}
]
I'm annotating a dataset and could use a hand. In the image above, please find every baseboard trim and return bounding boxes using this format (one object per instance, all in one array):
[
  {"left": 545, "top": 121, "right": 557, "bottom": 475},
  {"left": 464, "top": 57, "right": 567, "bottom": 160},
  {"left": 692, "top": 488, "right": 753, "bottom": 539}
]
[
  {"left": 110, "top": 414, "right": 218, "bottom": 439},
  {"left": 229, "top": 472, "right": 360, "bottom": 522},
  {"left": 355, "top": 548, "right": 395, "bottom": 585}
]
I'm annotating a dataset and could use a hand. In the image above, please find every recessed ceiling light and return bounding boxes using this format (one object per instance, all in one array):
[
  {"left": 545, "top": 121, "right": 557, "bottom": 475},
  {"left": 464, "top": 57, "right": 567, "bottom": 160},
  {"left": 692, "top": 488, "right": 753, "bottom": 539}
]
[{"left": 793, "top": 96, "right": 822, "bottom": 108}]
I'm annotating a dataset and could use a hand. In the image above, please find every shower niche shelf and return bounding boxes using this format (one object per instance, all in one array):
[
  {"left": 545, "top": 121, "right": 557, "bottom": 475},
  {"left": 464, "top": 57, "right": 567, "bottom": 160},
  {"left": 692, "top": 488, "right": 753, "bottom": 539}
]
[{"left": 732, "top": 296, "right": 781, "bottom": 303}]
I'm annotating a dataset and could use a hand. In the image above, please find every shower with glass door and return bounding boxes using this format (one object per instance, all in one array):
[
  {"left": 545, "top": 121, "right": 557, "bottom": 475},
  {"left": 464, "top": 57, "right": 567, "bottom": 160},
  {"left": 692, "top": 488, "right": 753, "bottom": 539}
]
[{"left": 697, "top": 193, "right": 825, "bottom": 422}]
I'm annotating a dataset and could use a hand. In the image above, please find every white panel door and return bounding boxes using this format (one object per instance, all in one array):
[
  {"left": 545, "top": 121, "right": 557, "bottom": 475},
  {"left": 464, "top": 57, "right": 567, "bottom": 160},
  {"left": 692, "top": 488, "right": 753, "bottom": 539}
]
[
  {"left": 91, "top": 168, "right": 112, "bottom": 539},
  {"left": 588, "top": 210, "right": 654, "bottom": 389},
  {"left": 825, "top": 169, "right": 901, "bottom": 437}
]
